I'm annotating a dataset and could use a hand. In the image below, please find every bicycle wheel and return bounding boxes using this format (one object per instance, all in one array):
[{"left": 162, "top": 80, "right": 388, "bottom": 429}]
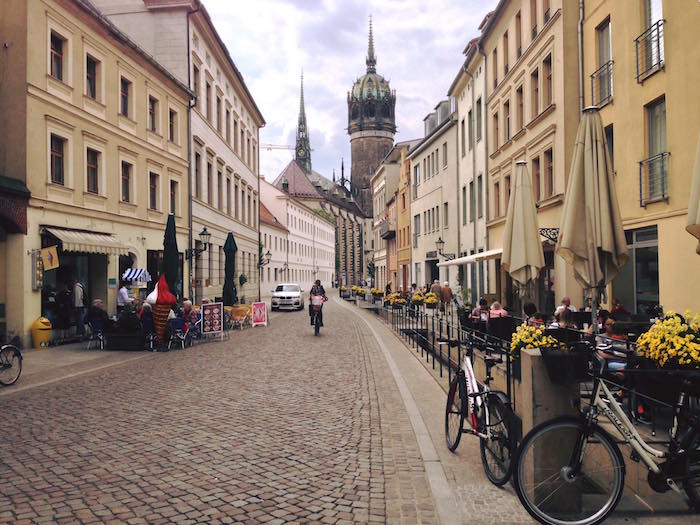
[
  {"left": 314, "top": 313, "right": 320, "bottom": 336},
  {"left": 682, "top": 431, "right": 700, "bottom": 510},
  {"left": 445, "top": 373, "right": 466, "bottom": 452},
  {"left": 0, "top": 346, "right": 22, "bottom": 386},
  {"left": 514, "top": 416, "right": 625, "bottom": 525},
  {"left": 480, "top": 393, "right": 515, "bottom": 486}
]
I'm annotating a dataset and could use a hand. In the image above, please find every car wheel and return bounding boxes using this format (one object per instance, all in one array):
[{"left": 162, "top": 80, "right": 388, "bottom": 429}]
[{"left": 271, "top": 306, "right": 277, "bottom": 311}]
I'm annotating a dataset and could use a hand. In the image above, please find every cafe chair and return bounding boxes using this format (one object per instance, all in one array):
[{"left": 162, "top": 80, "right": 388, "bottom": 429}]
[
  {"left": 86, "top": 319, "right": 105, "bottom": 350},
  {"left": 167, "top": 317, "right": 189, "bottom": 350}
]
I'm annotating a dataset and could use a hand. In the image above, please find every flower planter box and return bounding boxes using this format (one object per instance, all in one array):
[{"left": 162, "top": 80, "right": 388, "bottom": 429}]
[
  {"left": 540, "top": 346, "right": 592, "bottom": 385},
  {"left": 632, "top": 358, "right": 700, "bottom": 404},
  {"left": 425, "top": 303, "right": 437, "bottom": 310}
]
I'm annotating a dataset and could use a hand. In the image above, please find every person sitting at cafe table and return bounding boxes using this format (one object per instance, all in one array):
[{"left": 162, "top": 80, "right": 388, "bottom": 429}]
[
  {"left": 117, "top": 281, "right": 134, "bottom": 313},
  {"left": 85, "top": 299, "right": 110, "bottom": 331},
  {"left": 181, "top": 300, "right": 198, "bottom": 325},
  {"left": 554, "top": 296, "right": 577, "bottom": 317},
  {"left": 471, "top": 298, "right": 490, "bottom": 321},
  {"left": 549, "top": 307, "right": 574, "bottom": 329},
  {"left": 489, "top": 301, "right": 509, "bottom": 318}
]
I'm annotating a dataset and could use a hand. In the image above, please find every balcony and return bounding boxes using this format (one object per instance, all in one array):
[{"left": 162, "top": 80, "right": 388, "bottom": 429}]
[
  {"left": 639, "top": 152, "right": 669, "bottom": 207},
  {"left": 635, "top": 20, "right": 664, "bottom": 83},
  {"left": 590, "top": 60, "right": 613, "bottom": 106},
  {"left": 379, "top": 218, "right": 396, "bottom": 240}
]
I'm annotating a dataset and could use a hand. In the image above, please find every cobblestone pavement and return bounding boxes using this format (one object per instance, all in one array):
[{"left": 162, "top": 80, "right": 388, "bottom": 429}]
[{"left": 0, "top": 300, "right": 439, "bottom": 524}]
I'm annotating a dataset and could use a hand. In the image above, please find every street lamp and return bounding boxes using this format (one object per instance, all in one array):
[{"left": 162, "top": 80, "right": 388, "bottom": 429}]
[
  {"left": 436, "top": 237, "right": 455, "bottom": 261},
  {"left": 258, "top": 249, "right": 272, "bottom": 268},
  {"left": 186, "top": 227, "right": 211, "bottom": 259}
]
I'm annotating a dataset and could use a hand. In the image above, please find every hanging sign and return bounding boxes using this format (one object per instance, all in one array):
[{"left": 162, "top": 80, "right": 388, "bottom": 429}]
[
  {"left": 40, "top": 245, "right": 59, "bottom": 271},
  {"left": 251, "top": 302, "right": 268, "bottom": 327}
]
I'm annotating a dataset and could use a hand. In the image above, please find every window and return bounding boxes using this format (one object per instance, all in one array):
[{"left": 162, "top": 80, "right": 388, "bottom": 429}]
[
  {"left": 461, "top": 118, "right": 466, "bottom": 156},
  {"left": 505, "top": 174, "right": 511, "bottom": 206},
  {"left": 205, "top": 81, "right": 212, "bottom": 121},
  {"left": 226, "top": 177, "right": 232, "bottom": 215},
  {"left": 148, "top": 96, "right": 158, "bottom": 132},
  {"left": 503, "top": 31, "right": 509, "bottom": 75},
  {"left": 170, "top": 180, "right": 178, "bottom": 214},
  {"left": 604, "top": 124, "right": 614, "bottom": 171},
  {"left": 207, "top": 161, "right": 213, "bottom": 206},
  {"left": 86, "top": 148, "right": 99, "bottom": 194},
  {"left": 225, "top": 109, "right": 231, "bottom": 143},
  {"left": 234, "top": 119, "right": 239, "bottom": 153},
  {"left": 467, "top": 109, "right": 474, "bottom": 150},
  {"left": 149, "top": 172, "right": 158, "bottom": 210},
  {"left": 216, "top": 95, "right": 222, "bottom": 132},
  {"left": 169, "top": 109, "right": 177, "bottom": 142},
  {"left": 235, "top": 183, "right": 239, "bottom": 219},
  {"left": 532, "top": 156, "right": 541, "bottom": 202},
  {"left": 647, "top": 97, "right": 666, "bottom": 157},
  {"left": 120, "top": 77, "right": 131, "bottom": 117},
  {"left": 194, "top": 152, "right": 201, "bottom": 199},
  {"left": 612, "top": 227, "right": 659, "bottom": 314},
  {"left": 442, "top": 143, "right": 447, "bottom": 168},
  {"left": 247, "top": 193, "right": 251, "bottom": 225},
  {"left": 531, "top": 68, "right": 539, "bottom": 118},
  {"left": 642, "top": 97, "right": 667, "bottom": 204},
  {"left": 462, "top": 186, "right": 467, "bottom": 225},
  {"left": 544, "top": 148, "right": 553, "bottom": 198},
  {"left": 217, "top": 169, "right": 223, "bottom": 210},
  {"left": 515, "top": 11, "right": 522, "bottom": 58},
  {"left": 121, "top": 161, "right": 131, "bottom": 203},
  {"left": 543, "top": 54, "right": 552, "bottom": 106},
  {"left": 423, "top": 211, "right": 427, "bottom": 233},
  {"left": 50, "top": 32, "right": 64, "bottom": 81},
  {"left": 477, "top": 174, "right": 483, "bottom": 218},
  {"left": 544, "top": 0, "right": 551, "bottom": 22},
  {"left": 86, "top": 55, "right": 98, "bottom": 99},
  {"left": 443, "top": 203, "right": 449, "bottom": 228},
  {"left": 240, "top": 129, "right": 244, "bottom": 160},
  {"left": 493, "top": 112, "right": 499, "bottom": 149},
  {"left": 192, "top": 65, "right": 200, "bottom": 109},
  {"left": 504, "top": 100, "right": 511, "bottom": 141},
  {"left": 595, "top": 19, "right": 613, "bottom": 105},
  {"left": 50, "top": 134, "right": 65, "bottom": 185},
  {"left": 492, "top": 49, "right": 498, "bottom": 89},
  {"left": 476, "top": 98, "right": 482, "bottom": 141},
  {"left": 436, "top": 206, "right": 440, "bottom": 229},
  {"left": 414, "top": 164, "right": 420, "bottom": 187},
  {"left": 494, "top": 181, "right": 501, "bottom": 218},
  {"left": 469, "top": 180, "right": 475, "bottom": 222},
  {"left": 636, "top": 0, "right": 664, "bottom": 82},
  {"left": 247, "top": 137, "right": 251, "bottom": 167},
  {"left": 516, "top": 86, "right": 524, "bottom": 131},
  {"left": 219, "top": 246, "right": 224, "bottom": 284},
  {"left": 530, "top": 0, "right": 538, "bottom": 40}
]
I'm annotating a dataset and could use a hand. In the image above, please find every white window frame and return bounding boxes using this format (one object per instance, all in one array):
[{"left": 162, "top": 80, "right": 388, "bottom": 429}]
[
  {"left": 46, "top": 16, "right": 73, "bottom": 100},
  {"left": 82, "top": 40, "right": 106, "bottom": 105}
]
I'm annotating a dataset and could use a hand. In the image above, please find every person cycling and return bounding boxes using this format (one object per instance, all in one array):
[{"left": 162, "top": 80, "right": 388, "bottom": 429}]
[{"left": 309, "top": 279, "right": 327, "bottom": 327}]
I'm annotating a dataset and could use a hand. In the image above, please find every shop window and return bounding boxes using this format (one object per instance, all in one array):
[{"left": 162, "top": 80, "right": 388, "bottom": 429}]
[{"left": 612, "top": 227, "right": 659, "bottom": 315}]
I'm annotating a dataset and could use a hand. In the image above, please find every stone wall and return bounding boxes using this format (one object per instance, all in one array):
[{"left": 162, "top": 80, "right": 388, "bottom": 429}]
[{"left": 350, "top": 135, "right": 394, "bottom": 216}]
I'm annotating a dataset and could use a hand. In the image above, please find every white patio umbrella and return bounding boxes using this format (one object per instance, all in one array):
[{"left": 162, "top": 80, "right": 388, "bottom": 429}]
[
  {"left": 556, "top": 107, "right": 629, "bottom": 330},
  {"left": 686, "top": 134, "right": 700, "bottom": 254},
  {"left": 502, "top": 161, "right": 545, "bottom": 288}
]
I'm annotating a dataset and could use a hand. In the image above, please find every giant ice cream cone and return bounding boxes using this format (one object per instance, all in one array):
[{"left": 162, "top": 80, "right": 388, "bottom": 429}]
[{"left": 146, "top": 275, "right": 177, "bottom": 342}]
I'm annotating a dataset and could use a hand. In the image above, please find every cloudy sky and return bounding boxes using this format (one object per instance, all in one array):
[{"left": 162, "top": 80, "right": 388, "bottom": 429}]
[{"left": 203, "top": 0, "right": 493, "bottom": 182}]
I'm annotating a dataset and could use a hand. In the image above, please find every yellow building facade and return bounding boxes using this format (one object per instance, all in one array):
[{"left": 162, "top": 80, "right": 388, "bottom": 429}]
[
  {"left": 481, "top": 0, "right": 583, "bottom": 313},
  {"left": 0, "top": 0, "right": 191, "bottom": 344},
  {"left": 582, "top": 0, "right": 700, "bottom": 313}
]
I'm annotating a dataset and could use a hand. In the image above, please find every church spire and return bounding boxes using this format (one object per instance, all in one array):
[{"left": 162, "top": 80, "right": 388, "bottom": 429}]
[
  {"left": 295, "top": 71, "right": 312, "bottom": 173},
  {"left": 366, "top": 15, "right": 376, "bottom": 73}
]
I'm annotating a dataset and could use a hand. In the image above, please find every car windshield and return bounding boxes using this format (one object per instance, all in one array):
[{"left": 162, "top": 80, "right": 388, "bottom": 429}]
[{"left": 275, "top": 285, "right": 300, "bottom": 292}]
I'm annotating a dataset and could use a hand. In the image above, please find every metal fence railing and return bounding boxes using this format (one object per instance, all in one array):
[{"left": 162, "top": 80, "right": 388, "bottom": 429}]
[
  {"left": 635, "top": 20, "right": 664, "bottom": 83},
  {"left": 591, "top": 60, "right": 613, "bottom": 107},
  {"left": 639, "top": 152, "right": 669, "bottom": 207}
]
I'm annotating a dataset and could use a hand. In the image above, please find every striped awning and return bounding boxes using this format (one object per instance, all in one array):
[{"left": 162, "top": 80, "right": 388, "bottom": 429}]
[
  {"left": 122, "top": 268, "right": 151, "bottom": 282},
  {"left": 43, "top": 227, "right": 129, "bottom": 256}
]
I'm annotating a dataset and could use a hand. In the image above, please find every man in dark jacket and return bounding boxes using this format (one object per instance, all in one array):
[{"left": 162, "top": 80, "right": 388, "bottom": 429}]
[{"left": 309, "top": 280, "right": 327, "bottom": 326}]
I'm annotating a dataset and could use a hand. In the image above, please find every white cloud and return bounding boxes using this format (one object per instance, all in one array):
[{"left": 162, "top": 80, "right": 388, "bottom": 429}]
[{"left": 202, "top": 0, "right": 493, "bottom": 181}]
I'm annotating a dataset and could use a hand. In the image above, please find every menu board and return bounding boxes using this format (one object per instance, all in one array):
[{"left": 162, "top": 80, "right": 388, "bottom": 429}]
[
  {"left": 201, "top": 302, "right": 224, "bottom": 334},
  {"left": 252, "top": 302, "right": 268, "bottom": 327}
]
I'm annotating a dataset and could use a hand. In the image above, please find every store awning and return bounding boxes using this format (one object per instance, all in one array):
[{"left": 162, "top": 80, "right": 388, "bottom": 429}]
[
  {"left": 43, "top": 227, "right": 129, "bottom": 256},
  {"left": 122, "top": 268, "right": 151, "bottom": 282},
  {"left": 437, "top": 248, "right": 504, "bottom": 268}
]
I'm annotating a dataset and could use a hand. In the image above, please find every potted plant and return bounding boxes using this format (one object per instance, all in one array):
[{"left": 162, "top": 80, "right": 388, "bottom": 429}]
[
  {"left": 412, "top": 291, "right": 425, "bottom": 305},
  {"left": 510, "top": 324, "right": 560, "bottom": 381},
  {"left": 424, "top": 292, "right": 439, "bottom": 309},
  {"left": 371, "top": 287, "right": 384, "bottom": 299}
]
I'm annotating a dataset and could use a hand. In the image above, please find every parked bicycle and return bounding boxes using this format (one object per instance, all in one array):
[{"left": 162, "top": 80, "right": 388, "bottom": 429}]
[
  {"left": 445, "top": 332, "right": 517, "bottom": 486},
  {"left": 0, "top": 336, "right": 22, "bottom": 386},
  {"left": 513, "top": 347, "right": 700, "bottom": 525}
]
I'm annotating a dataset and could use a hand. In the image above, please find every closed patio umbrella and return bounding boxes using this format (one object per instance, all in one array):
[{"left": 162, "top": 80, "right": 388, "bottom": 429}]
[
  {"left": 502, "top": 160, "right": 545, "bottom": 288},
  {"left": 556, "top": 107, "right": 628, "bottom": 328},
  {"left": 222, "top": 232, "right": 238, "bottom": 306},
  {"left": 686, "top": 134, "right": 700, "bottom": 254},
  {"left": 162, "top": 214, "right": 180, "bottom": 298}
]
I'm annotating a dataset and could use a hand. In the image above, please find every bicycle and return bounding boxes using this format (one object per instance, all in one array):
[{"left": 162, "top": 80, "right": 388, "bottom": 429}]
[
  {"left": 0, "top": 336, "right": 23, "bottom": 386},
  {"left": 513, "top": 348, "right": 700, "bottom": 525},
  {"left": 445, "top": 331, "right": 517, "bottom": 486},
  {"left": 311, "top": 294, "right": 326, "bottom": 336}
]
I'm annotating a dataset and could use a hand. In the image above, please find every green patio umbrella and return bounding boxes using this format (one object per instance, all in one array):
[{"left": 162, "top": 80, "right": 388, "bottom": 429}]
[
  {"left": 162, "top": 214, "right": 180, "bottom": 297},
  {"left": 222, "top": 232, "right": 238, "bottom": 306}
]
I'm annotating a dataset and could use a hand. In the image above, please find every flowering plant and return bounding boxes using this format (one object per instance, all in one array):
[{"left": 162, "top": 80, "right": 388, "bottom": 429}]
[
  {"left": 340, "top": 285, "right": 347, "bottom": 292},
  {"left": 510, "top": 324, "right": 560, "bottom": 360},
  {"left": 636, "top": 311, "right": 700, "bottom": 369},
  {"left": 392, "top": 297, "right": 407, "bottom": 305},
  {"left": 370, "top": 287, "right": 384, "bottom": 296},
  {"left": 412, "top": 292, "right": 425, "bottom": 303},
  {"left": 356, "top": 288, "right": 366, "bottom": 296},
  {"left": 424, "top": 292, "right": 439, "bottom": 305},
  {"left": 351, "top": 285, "right": 360, "bottom": 293}
]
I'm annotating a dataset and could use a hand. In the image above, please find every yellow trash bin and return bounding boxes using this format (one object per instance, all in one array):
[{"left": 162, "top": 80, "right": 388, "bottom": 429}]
[{"left": 31, "top": 317, "right": 52, "bottom": 348}]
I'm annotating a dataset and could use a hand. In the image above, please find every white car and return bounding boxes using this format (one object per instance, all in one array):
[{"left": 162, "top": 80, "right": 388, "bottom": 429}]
[{"left": 270, "top": 283, "right": 304, "bottom": 311}]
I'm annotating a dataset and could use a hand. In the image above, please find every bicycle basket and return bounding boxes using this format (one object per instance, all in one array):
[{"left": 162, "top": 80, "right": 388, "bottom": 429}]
[
  {"left": 540, "top": 345, "right": 592, "bottom": 385},
  {"left": 311, "top": 295, "right": 324, "bottom": 307}
]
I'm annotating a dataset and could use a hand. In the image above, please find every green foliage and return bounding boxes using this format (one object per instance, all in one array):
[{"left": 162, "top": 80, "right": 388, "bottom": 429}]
[
  {"left": 314, "top": 208, "right": 336, "bottom": 225},
  {"left": 239, "top": 273, "right": 248, "bottom": 287},
  {"left": 367, "top": 259, "right": 376, "bottom": 280}
]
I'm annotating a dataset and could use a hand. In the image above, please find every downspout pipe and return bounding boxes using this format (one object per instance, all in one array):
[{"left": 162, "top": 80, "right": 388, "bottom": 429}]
[
  {"left": 578, "top": 0, "right": 585, "bottom": 116},
  {"left": 186, "top": 4, "right": 201, "bottom": 301},
  {"left": 464, "top": 65, "right": 477, "bottom": 284},
  {"left": 453, "top": 108, "right": 461, "bottom": 287},
  {"left": 478, "top": 44, "right": 490, "bottom": 299}
]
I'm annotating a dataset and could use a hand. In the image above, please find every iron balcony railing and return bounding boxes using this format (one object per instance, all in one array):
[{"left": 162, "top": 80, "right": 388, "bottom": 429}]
[
  {"left": 379, "top": 218, "right": 396, "bottom": 239},
  {"left": 591, "top": 60, "right": 613, "bottom": 106},
  {"left": 639, "top": 152, "right": 669, "bottom": 207},
  {"left": 635, "top": 20, "right": 664, "bottom": 83}
]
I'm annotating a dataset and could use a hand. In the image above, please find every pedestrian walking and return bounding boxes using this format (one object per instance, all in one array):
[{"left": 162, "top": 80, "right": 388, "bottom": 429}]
[
  {"left": 429, "top": 279, "right": 441, "bottom": 296},
  {"left": 440, "top": 281, "right": 453, "bottom": 313},
  {"left": 73, "top": 279, "right": 86, "bottom": 335}
]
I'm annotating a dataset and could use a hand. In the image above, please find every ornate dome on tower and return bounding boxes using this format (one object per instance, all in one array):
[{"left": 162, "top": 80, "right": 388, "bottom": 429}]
[{"left": 347, "top": 17, "right": 396, "bottom": 135}]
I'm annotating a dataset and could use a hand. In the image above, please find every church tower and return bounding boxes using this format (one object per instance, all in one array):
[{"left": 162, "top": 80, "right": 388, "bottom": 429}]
[
  {"left": 296, "top": 73, "right": 312, "bottom": 173},
  {"left": 347, "top": 17, "right": 396, "bottom": 216}
]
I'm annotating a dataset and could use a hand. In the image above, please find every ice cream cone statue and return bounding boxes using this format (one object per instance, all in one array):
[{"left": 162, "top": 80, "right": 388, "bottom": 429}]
[{"left": 146, "top": 275, "right": 177, "bottom": 342}]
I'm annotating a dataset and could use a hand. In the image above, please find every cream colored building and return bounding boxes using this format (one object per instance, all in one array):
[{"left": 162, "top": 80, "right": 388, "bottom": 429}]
[
  {"left": 370, "top": 169, "right": 388, "bottom": 290},
  {"left": 408, "top": 99, "right": 459, "bottom": 290},
  {"left": 582, "top": 0, "right": 700, "bottom": 313},
  {"left": 447, "top": 39, "right": 490, "bottom": 303},
  {"left": 92, "top": 0, "right": 265, "bottom": 303},
  {"left": 0, "top": 0, "right": 192, "bottom": 344},
  {"left": 396, "top": 142, "right": 420, "bottom": 292},
  {"left": 259, "top": 200, "right": 288, "bottom": 297},
  {"left": 481, "top": 0, "right": 582, "bottom": 313}
]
